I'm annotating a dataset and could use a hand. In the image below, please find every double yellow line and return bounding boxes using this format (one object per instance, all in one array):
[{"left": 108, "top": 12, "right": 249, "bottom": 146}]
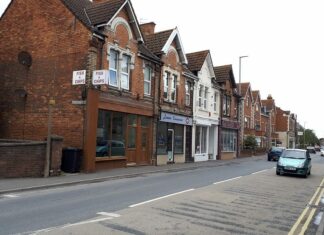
[{"left": 288, "top": 178, "right": 324, "bottom": 235}]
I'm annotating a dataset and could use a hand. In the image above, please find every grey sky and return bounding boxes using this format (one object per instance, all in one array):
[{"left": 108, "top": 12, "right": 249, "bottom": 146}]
[{"left": 1, "top": 0, "right": 323, "bottom": 138}]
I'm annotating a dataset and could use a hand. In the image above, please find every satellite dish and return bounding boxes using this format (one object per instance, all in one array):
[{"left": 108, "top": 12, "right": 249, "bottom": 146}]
[{"left": 18, "top": 51, "right": 32, "bottom": 67}]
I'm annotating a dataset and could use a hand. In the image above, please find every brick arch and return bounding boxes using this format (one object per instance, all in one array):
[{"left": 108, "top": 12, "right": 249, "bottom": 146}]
[
  {"left": 111, "top": 17, "right": 133, "bottom": 46},
  {"left": 166, "top": 46, "right": 180, "bottom": 68}
]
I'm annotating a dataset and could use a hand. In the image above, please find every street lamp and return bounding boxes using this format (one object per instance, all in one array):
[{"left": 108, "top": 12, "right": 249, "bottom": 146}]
[
  {"left": 239, "top": 55, "right": 248, "bottom": 95},
  {"left": 303, "top": 122, "right": 306, "bottom": 148}
]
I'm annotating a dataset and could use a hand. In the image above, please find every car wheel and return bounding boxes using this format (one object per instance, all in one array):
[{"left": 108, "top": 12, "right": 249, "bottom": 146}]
[
  {"left": 303, "top": 172, "right": 308, "bottom": 178},
  {"left": 308, "top": 169, "right": 311, "bottom": 175},
  {"left": 276, "top": 170, "right": 280, "bottom": 175}
]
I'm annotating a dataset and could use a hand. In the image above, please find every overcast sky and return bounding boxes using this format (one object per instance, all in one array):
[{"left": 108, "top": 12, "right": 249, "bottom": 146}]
[{"left": 1, "top": 0, "right": 323, "bottom": 139}]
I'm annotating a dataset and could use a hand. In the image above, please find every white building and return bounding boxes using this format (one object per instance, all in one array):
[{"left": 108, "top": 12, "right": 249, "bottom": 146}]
[{"left": 186, "top": 51, "right": 221, "bottom": 161}]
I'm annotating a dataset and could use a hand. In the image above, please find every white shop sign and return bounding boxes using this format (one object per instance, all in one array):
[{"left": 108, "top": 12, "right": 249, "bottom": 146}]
[
  {"left": 72, "top": 70, "right": 86, "bottom": 85},
  {"left": 92, "top": 70, "right": 108, "bottom": 85},
  {"left": 160, "top": 112, "right": 193, "bottom": 126}
]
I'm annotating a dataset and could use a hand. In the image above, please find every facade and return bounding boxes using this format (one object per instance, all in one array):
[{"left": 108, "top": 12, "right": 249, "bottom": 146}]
[
  {"left": 252, "top": 90, "right": 266, "bottom": 147},
  {"left": 237, "top": 83, "right": 255, "bottom": 147},
  {"left": 214, "top": 65, "right": 240, "bottom": 159},
  {"left": 260, "top": 108, "right": 271, "bottom": 149},
  {"left": 261, "top": 95, "right": 279, "bottom": 146},
  {"left": 276, "top": 107, "right": 297, "bottom": 148},
  {"left": 186, "top": 50, "right": 220, "bottom": 162},
  {"left": 0, "top": 0, "right": 162, "bottom": 172},
  {"left": 141, "top": 23, "right": 194, "bottom": 165}
]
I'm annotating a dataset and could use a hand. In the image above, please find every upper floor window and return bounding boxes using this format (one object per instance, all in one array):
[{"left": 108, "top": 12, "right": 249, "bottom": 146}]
[
  {"left": 223, "top": 95, "right": 231, "bottom": 116},
  {"left": 255, "top": 104, "right": 259, "bottom": 111},
  {"left": 109, "top": 49, "right": 132, "bottom": 90},
  {"left": 144, "top": 66, "right": 152, "bottom": 96},
  {"left": 198, "top": 85, "right": 203, "bottom": 107},
  {"left": 213, "top": 91, "right": 218, "bottom": 112},
  {"left": 203, "top": 87, "right": 208, "bottom": 109},
  {"left": 185, "top": 81, "right": 191, "bottom": 106},
  {"left": 163, "top": 71, "right": 177, "bottom": 103},
  {"left": 246, "top": 98, "right": 249, "bottom": 107}
]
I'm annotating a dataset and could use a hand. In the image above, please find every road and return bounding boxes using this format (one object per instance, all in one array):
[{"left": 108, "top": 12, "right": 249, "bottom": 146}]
[{"left": 0, "top": 153, "right": 323, "bottom": 235}]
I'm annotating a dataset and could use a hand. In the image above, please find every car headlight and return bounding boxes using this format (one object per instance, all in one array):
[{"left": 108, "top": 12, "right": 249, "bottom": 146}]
[
  {"left": 277, "top": 160, "right": 283, "bottom": 166},
  {"left": 297, "top": 162, "right": 305, "bottom": 168}
]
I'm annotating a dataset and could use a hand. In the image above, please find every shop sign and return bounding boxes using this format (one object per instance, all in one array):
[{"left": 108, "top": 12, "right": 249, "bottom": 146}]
[
  {"left": 92, "top": 70, "right": 108, "bottom": 85},
  {"left": 72, "top": 70, "right": 86, "bottom": 85},
  {"left": 160, "top": 112, "right": 193, "bottom": 126},
  {"left": 222, "top": 119, "right": 240, "bottom": 129}
]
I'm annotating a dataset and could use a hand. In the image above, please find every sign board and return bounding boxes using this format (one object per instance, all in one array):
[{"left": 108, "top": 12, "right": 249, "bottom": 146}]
[
  {"left": 298, "top": 131, "right": 304, "bottom": 136},
  {"left": 72, "top": 70, "right": 86, "bottom": 85},
  {"left": 160, "top": 112, "right": 193, "bottom": 126},
  {"left": 92, "top": 70, "right": 108, "bottom": 85}
]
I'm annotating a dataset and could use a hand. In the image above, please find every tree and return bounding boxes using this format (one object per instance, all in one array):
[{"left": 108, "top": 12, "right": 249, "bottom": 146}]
[
  {"left": 299, "top": 129, "right": 319, "bottom": 148},
  {"left": 244, "top": 135, "right": 258, "bottom": 149}
]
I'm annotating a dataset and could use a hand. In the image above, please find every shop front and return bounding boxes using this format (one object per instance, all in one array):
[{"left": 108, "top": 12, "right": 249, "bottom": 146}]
[
  {"left": 156, "top": 112, "right": 193, "bottom": 165},
  {"left": 219, "top": 119, "right": 240, "bottom": 160}
]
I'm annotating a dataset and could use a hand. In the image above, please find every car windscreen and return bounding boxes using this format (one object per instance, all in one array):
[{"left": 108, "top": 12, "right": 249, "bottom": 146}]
[{"left": 281, "top": 150, "right": 306, "bottom": 159}]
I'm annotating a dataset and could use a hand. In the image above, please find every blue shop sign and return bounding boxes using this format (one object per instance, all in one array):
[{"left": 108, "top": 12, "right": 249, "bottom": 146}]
[{"left": 160, "top": 112, "right": 192, "bottom": 126}]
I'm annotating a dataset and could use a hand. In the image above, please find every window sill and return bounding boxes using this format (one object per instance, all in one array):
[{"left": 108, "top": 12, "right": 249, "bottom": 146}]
[{"left": 96, "top": 156, "right": 126, "bottom": 162}]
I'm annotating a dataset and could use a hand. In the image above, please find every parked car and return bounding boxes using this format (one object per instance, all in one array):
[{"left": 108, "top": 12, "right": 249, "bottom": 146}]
[
  {"left": 306, "top": 146, "right": 316, "bottom": 154},
  {"left": 268, "top": 147, "right": 286, "bottom": 161},
  {"left": 276, "top": 149, "right": 312, "bottom": 178},
  {"left": 320, "top": 148, "right": 324, "bottom": 156}
]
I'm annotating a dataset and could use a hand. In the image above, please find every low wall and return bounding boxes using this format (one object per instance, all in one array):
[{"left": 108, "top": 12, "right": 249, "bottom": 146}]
[
  {"left": 0, "top": 136, "right": 63, "bottom": 178},
  {"left": 239, "top": 148, "right": 267, "bottom": 158}
]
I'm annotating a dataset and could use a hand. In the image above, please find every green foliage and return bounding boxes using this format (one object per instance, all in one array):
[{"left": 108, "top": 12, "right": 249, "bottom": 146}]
[
  {"left": 299, "top": 129, "right": 319, "bottom": 147},
  {"left": 244, "top": 135, "right": 258, "bottom": 149}
]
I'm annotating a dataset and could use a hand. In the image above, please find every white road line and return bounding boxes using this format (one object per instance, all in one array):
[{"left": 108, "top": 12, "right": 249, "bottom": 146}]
[
  {"left": 251, "top": 169, "right": 268, "bottom": 175},
  {"left": 213, "top": 176, "right": 242, "bottom": 185},
  {"left": 129, "top": 188, "right": 195, "bottom": 208},
  {"left": 2, "top": 194, "right": 19, "bottom": 198},
  {"left": 62, "top": 217, "right": 114, "bottom": 228},
  {"left": 97, "top": 212, "right": 120, "bottom": 218}
]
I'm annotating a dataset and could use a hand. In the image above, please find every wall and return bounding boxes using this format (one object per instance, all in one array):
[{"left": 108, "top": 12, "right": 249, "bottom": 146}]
[
  {"left": 0, "top": 0, "right": 91, "bottom": 148},
  {"left": 0, "top": 136, "right": 63, "bottom": 178}
]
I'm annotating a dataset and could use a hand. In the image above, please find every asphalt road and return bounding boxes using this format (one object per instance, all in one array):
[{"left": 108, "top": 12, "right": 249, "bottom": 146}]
[{"left": 0, "top": 153, "right": 323, "bottom": 235}]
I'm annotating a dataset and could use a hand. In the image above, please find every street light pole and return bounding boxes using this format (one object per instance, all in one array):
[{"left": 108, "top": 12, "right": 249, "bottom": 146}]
[
  {"left": 303, "top": 122, "right": 306, "bottom": 149},
  {"left": 238, "top": 55, "right": 248, "bottom": 95}
]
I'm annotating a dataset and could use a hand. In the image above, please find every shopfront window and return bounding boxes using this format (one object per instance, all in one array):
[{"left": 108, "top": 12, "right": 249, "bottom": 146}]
[
  {"left": 195, "top": 126, "right": 207, "bottom": 154},
  {"left": 157, "top": 122, "right": 167, "bottom": 154},
  {"left": 96, "top": 110, "right": 126, "bottom": 157},
  {"left": 127, "top": 114, "right": 137, "bottom": 149},
  {"left": 222, "top": 129, "right": 237, "bottom": 152},
  {"left": 174, "top": 125, "right": 184, "bottom": 154},
  {"left": 157, "top": 123, "right": 184, "bottom": 154}
]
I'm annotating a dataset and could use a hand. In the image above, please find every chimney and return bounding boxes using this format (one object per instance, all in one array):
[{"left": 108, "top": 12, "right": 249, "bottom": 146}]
[
  {"left": 140, "top": 22, "right": 156, "bottom": 36},
  {"left": 267, "top": 94, "right": 273, "bottom": 100}
]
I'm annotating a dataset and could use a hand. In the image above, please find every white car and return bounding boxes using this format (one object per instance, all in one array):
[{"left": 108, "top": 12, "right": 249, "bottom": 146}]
[{"left": 321, "top": 148, "right": 324, "bottom": 156}]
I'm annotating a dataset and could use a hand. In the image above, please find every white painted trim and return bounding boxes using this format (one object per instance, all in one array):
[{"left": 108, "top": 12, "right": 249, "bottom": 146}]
[{"left": 110, "top": 17, "right": 133, "bottom": 40}]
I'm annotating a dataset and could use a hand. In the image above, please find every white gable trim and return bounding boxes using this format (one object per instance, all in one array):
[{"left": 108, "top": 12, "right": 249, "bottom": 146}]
[
  {"left": 167, "top": 46, "right": 180, "bottom": 64},
  {"left": 105, "top": 0, "right": 144, "bottom": 42},
  {"left": 205, "top": 53, "right": 216, "bottom": 78},
  {"left": 161, "top": 28, "right": 188, "bottom": 64},
  {"left": 111, "top": 17, "right": 133, "bottom": 40}
]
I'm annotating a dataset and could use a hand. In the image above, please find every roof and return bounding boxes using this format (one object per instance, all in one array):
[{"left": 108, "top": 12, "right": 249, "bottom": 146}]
[
  {"left": 186, "top": 50, "right": 209, "bottom": 72},
  {"left": 86, "top": 0, "right": 126, "bottom": 26},
  {"left": 237, "top": 82, "right": 250, "bottom": 96},
  {"left": 214, "top": 65, "right": 237, "bottom": 88},
  {"left": 61, "top": 0, "right": 93, "bottom": 28},
  {"left": 138, "top": 43, "right": 161, "bottom": 63},
  {"left": 144, "top": 29, "right": 173, "bottom": 55},
  {"left": 261, "top": 98, "right": 276, "bottom": 111},
  {"left": 252, "top": 90, "right": 261, "bottom": 103}
]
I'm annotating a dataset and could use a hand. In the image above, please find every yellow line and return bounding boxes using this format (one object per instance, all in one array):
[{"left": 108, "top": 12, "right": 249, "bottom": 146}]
[
  {"left": 300, "top": 188, "right": 324, "bottom": 234},
  {"left": 288, "top": 178, "right": 324, "bottom": 235}
]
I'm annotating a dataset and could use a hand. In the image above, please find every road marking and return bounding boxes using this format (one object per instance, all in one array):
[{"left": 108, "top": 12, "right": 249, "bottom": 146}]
[
  {"left": 288, "top": 178, "right": 324, "bottom": 235},
  {"left": 129, "top": 189, "right": 195, "bottom": 208},
  {"left": 213, "top": 176, "right": 242, "bottom": 185},
  {"left": 62, "top": 217, "right": 115, "bottom": 228},
  {"left": 251, "top": 169, "right": 268, "bottom": 175},
  {"left": 2, "top": 194, "right": 19, "bottom": 198},
  {"left": 97, "top": 212, "right": 120, "bottom": 217}
]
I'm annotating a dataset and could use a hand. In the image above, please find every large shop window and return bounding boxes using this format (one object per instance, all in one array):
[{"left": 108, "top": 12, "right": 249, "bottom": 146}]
[
  {"left": 96, "top": 110, "right": 126, "bottom": 157},
  {"left": 222, "top": 130, "right": 237, "bottom": 152},
  {"left": 195, "top": 126, "right": 207, "bottom": 154},
  {"left": 157, "top": 123, "right": 184, "bottom": 154}
]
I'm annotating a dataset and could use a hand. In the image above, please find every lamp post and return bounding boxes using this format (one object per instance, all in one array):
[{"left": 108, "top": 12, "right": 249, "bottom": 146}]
[
  {"left": 303, "top": 122, "right": 306, "bottom": 149},
  {"left": 238, "top": 55, "right": 248, "bottom": 95}
]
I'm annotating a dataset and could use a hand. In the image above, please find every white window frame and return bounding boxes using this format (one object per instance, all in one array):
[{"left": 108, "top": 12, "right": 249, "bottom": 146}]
[
  {"left": 163, "top": 69, "right": 178, "bottom": 103},
  {"left": 203, "top": 87, "right": 208, "bottom": 110},
  {"left": 109, "top": 49, "right": 118, "bottom": 87},
  {"left": 120, "top": 54, "right": 130, "bottom": 90},
  {"left": 198, "top": 85, "right": 203, "bottom": 108},
  {"left": 163, "top": 71, "right": 169, "bottom": 100},
  {"left": 144, "top": 66, "right": 152, "bottom": 96},
  {"left": 213, "top": 91, "right": 218, "bottom": 112},
  {"left": 170, "top": 74, "right": 177, "bottom": 102}
]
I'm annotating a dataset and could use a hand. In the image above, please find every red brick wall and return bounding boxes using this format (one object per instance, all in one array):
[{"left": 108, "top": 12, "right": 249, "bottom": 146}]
[
  {"left": 0, "top": 0, "right": 92, "bottom": 148},
  {"left": 276, "top": 107, "right": 288, "bottom": 131}
]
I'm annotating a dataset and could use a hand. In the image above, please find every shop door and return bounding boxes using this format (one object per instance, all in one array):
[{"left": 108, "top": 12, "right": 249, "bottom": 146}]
[
  {"left": 185, "top": 126, "right": 193, "bottom": 162},
  {"left": 137, "top": 128, "right": 149, "bottom": 165},
  {"left": 167, "top": 129, "right": 174, "bottom": 163}
]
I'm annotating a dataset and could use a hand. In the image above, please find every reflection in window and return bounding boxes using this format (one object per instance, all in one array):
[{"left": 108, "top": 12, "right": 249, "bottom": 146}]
[
  {"left": 174, "top": 125, "right": 184, "bottom": 154},
  {"left": 222, "top": 130, "right": 237, "bottom": 152},
  {"left": 157, "top": 122, "right": 167, "bottom": 154},
  {"left": 195, "top": 126, "right": 207, "bottom": 154}
]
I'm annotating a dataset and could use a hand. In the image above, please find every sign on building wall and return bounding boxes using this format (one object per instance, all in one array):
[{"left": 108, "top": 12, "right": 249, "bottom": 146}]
[
  {"left": 92, "top": 70, "right": 108, "bottom": 85},
  {"left": 160, "top": 112, "right": 193, "bottom": 126},
  {"left": 72, "top": 70, "right": 86, "bottom": 85}
]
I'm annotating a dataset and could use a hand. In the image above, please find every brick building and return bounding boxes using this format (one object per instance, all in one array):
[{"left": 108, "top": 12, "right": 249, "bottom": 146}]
[
  {"left": 261, "top": 95, "right": 279, "bottom": 146},
  {"left": 140, "top": 23, "right": 194, "bottom": 165},
  {"left": 0, "top": 0, "right": 162, "bottom": 172},
  {"left": 214, "top": 65, "right": 240, "bottom": 159},
  {"left": 276, "top": 107, "right": 297, "bottom": 148},
  {"left": 252, "top": 90, "right": 266, "bottom": 147}
]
